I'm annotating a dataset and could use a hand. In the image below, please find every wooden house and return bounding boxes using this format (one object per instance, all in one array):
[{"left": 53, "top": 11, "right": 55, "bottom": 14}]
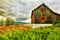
[{"left": 31, "top": 3, "right": 60, "bottom": 24}]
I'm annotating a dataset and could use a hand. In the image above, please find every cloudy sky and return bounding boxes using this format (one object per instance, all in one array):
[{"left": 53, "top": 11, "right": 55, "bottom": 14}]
[{"left": 0, "top": 0, "right": 60, "bottom": 23}]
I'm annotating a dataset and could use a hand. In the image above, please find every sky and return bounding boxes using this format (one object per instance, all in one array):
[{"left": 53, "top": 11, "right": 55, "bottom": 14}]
[{"left": 0, "top": 0, "right": 60, "bottom": 23}]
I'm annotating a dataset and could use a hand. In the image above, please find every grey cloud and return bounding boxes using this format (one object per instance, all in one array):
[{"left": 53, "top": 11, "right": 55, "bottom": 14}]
[{"left": 1, "top": 0, "right": 60, "bottom": 21}]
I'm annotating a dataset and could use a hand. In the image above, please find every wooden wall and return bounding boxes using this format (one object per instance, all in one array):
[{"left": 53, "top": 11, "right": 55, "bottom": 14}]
[{"left": 31, "top": 5, "right": 60, "bottom": 24}]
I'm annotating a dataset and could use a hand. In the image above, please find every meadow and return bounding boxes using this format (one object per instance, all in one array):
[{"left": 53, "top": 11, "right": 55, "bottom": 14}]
[{"left": 0, "top": 23, "right": 60, "bottom": 40}]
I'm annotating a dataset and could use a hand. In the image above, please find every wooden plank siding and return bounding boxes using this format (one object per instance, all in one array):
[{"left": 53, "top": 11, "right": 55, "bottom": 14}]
[{"left": 31, "top": 3, "right": 60, "bottom": 24}]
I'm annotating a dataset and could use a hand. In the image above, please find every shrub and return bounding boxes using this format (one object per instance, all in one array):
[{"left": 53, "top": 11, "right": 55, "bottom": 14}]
[
  {"left": 53, "top": 23, "right": 60, "bottom": 27},
  {"left": 0, "top": 18, "right": 5, "bottom": 26},
  {"left": 6, "top": 17, "right": 15, "bottom": 26}
]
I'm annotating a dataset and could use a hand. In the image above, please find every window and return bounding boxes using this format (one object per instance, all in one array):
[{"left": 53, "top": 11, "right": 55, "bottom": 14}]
[{"left": 41, "top": 8, "right": 46, "bottom": 12}]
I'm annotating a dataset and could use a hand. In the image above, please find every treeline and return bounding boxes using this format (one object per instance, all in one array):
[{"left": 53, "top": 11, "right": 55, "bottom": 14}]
[{"left": 0, "top": 17, "right": 15, "bottom": 26}]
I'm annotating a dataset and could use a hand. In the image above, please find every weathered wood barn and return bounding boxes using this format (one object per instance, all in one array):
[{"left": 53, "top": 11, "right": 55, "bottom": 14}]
[{"left": 31, "top": 3, "right": 60, "bottom": 24}]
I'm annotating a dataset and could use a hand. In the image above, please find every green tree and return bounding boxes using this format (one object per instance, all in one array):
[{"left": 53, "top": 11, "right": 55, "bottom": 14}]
[
  {"left": 10, "top": 18, "right": 15, "bottom": 25},
  {"left": 6, "top": 17, "right": 15, "bottom": 26},
  {"left": 0, "top": 18, "right": 4, "bottom": 26}
]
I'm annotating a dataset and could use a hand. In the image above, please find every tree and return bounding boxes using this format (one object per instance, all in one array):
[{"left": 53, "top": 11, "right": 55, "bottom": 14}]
[
  {"left": 0, "top": 18, "right": 4, "bottom": 26},
  {"left": 6, "top": 17, "right": 15, "bottom": 26},
  {"left": 10, "top": 18, "right": 15, "bottom": 25}
]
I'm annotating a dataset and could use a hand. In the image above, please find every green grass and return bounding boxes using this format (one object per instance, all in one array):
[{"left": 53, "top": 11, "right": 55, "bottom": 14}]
[{"left": 0, "top": 26, "right": 60, "bottom": 40}]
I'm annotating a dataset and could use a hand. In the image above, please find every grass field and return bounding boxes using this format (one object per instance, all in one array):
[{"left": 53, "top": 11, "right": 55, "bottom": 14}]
[{"left": 0, "top": 24, "right": 59, "bottom": 40}]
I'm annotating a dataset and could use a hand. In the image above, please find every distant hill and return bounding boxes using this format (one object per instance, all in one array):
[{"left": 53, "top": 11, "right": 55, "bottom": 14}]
[{"left": 15, "top": 21, "right": 30, "bottom": 24}]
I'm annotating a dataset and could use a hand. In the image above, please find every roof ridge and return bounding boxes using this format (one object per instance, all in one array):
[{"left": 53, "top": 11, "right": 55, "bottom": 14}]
[{"left": 32, "top": 3, "right": 60, "bottom": 15}]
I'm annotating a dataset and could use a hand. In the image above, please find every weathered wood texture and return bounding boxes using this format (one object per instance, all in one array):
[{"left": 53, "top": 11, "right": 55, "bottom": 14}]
[{"left": 31, "top": 3, "right": 60, "bottom": 24}]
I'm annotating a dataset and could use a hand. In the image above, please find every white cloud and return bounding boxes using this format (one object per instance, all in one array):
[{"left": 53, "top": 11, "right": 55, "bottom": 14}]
[
  {"left": 42, "top": 0, "right": 55, "bottom": 2},
  {"left": 24, "top": 18, "right": 31, "bottom": 23}
]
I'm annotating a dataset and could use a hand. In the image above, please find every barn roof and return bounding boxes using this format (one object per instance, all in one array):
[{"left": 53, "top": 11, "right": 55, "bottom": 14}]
[{"left": 32, "top": 3, "right": 60, "bottom": 16}]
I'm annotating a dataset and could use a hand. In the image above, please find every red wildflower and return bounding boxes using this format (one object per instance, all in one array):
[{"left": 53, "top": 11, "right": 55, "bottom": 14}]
[{"left": 0, "top": 30, "right": 4, "bottom": 34}]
